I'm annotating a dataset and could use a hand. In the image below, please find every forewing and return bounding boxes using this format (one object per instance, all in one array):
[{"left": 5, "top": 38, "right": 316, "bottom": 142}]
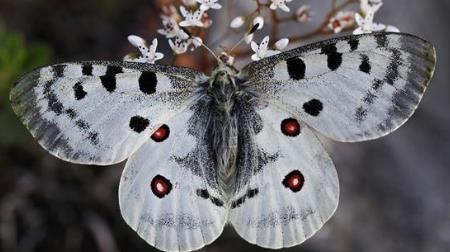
[
  {"left": 118, "top": 100, "right": 227, "bottom": 252},
  {"left": 241, "top": 32, "right": 436, "bottom": 142},
  {"left": 10, "top": 61, "right": 203, "bottom": 164},
  {"left": 230, "top": 104, "right": 339, "bottom": 249}
]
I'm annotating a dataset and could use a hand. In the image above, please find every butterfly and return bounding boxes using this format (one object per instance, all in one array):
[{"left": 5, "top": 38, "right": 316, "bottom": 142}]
[{"left": 10, "top": 32, "right": 435, "bottom": 251}]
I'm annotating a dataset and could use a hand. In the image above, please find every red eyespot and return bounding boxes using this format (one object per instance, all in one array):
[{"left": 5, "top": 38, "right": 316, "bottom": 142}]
[
  {"left": 151, "top": 175, "right": 172, "bottom": 198},
  {"left": 151, "top": 124, "right": 170, "bottom": 142},
  {"left": 282, "top": 170, "right": 305, "bottom": 192},
  {"left": 281, "top": 118, "right": 300, "bottom": 137}
]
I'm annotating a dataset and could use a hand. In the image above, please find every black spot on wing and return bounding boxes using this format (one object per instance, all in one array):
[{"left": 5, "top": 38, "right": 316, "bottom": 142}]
[
  {"left": 88, "top": 132, "right": 99, "bottom": 145},
  {"left": 65, "top": 109, "right": 77, "bottom": 119},
  {"left": 105, "top": 65, "right": 123, "bottom": 76},
  {"left": 82, "top": 64, "right": 93, "bottom": 76},
  {"left": 303, "top": 99, "right": 323, "bottom": 116},
  {"left": 196, "top": 189, "right": 209, "bottom": 199},
  {"left": 363, "top": 91, "right": 377, "bottom": 105},
  {"left": 355, "top": 106, "right": 368, "bottom": 122},
  {"left": 327, "top": 53, "right": 342, "bottom": 71},
  {"left": 376, "top": 33, "right": 388, "bottom": 48},
  {"left": 47, "top": 92, "right": 64, "bottom": 115},
  {"left": 359, "top": 54, "right": 371, "bottom": 74},
  {"left": 256, "top": 151, "right": 280, "bottom": 174},
  {"left": 286, "top": 57, "right": 306, "bottom": 80},
  {"left": 100, "top": 75, "right": 116, "bottom": 92},
  {"left": 385, "top": 49, "right": 401, "bottom": 85},
  {"left": 75, "top": 119, "right": 89, "bottom": 130},
  {"left": 129, "top": 116, "right": 149, "bottom": 133},
  {"left": 372, "top": 78, "right": 384, "bottom": 91},
  {"left": 73, "top": 82, "right": 87, "bottom": 100},
  {"left": 43, "top": 79, "right": 64, "bottom": 115},
  {"left": 348, "top": 38, "right": 359, "bottom": 51},
  {"left": 195, "top": 189, "right": 224, "bottom": 207},
  {"left": 139, "top": 71, "right": 158, "bottom": 94},
  {"left": 321, "top": 44, "right": 342, "bottom": 71},
  {"left": 231, "top": 188, "right": 259, "bottom": 209},
  {"left": 100, "top": 65, "right": 123, "bottom": 92},
  {"left": 53, "top": 64, "right": 65, "bottom": 77},
  {"left": 74, "top": 119, "right": 99, "bottom": 145}
]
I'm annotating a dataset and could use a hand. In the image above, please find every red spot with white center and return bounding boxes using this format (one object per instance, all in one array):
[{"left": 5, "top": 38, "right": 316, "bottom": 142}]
[
  {"left": 282, "top": 170, "right": 305, "bottom": 192},
  {"left": 150, "top": 175, "right": 172, "bottom": 198},
  {"left": 151, "top": 124, "right": 170, "bottom": 142},
  {"left": 281, "top": 118, "right": 301, "bottom": 137}
]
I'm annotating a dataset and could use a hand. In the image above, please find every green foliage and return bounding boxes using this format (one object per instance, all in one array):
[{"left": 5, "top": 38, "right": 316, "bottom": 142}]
[{"left": 0, "top": 21, "right": 53, "bottom": 147}]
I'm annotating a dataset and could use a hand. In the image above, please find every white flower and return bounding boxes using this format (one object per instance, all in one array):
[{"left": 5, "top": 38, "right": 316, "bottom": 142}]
[
  {"left": 270, "top": 0, "right": 293, "bottom": 13},
  {"left": 169, "top": 37, "right": 189, "bottom": 54},
  {"left": 355, "top": 1, "right": 400, "bottom": 34},
  {"left": 230, "top": 16, "right": 245, "bottom": 28},
  {"left": 245, "top": 16, "right": 264, "bottom": 44},
  {"left": 360, "top": 0, "right": 383, "bottom": 15},
  {"left": 251, "top": 36, "right": 278, "bottom": 61},
  {"left": 157, "top": 15, "right": 181, "bottom": 38},
  {"left": 125, "top": 36, "right": 164, "bottom": 64},
  {"left": 274, "top": 38, "right": 289, "bottom": 50},
  {"left": 295, "top": 5, "right": 313, "bottom": 23},
  {"left": 179, "top": 6, "right": 204, "bottom": 27},
  {"left": 168, "top": 30, "right": 202, "bottom": 54},
  {"left": 328, "top": 11, "right": 355, "bottom": 33},
  {"left": 353, "top": 11, "right": 385, "bottom": 35},
  {"left": 197, "top": 0, "right": 222, "bottom": 11}
]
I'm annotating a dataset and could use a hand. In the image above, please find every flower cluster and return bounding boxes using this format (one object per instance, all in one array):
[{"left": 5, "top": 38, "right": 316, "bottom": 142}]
[
  {"left": 124, "top": 0, "right": 401, "bottom": 67},
  {"left": 251, "top": 36, "right": 289, "bottom": 61},
  {"left": 124, "top": 36, "right": 164, "bottom": 64},
  {"left": 328, "top": 0, "right": 399, "bottom": 35},
  {"left": 353, "top": 0, "right": 399, "bottom": 34}
]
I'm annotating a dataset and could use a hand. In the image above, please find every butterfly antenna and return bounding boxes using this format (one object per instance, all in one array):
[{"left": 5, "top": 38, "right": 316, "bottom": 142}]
[
  {"left": 227, "top": 22, "right": 260, "bottom": 55},
  {"left": 181, "top": 27, "right": 221, "bottom": 64},
  {"left": 200, "top": 42, "right": 221, "bottom": 64}
]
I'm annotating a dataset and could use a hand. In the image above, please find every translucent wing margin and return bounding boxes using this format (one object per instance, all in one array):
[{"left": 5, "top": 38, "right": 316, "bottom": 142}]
[
  {"left": 241, "top": 32, "right": 436, "bottom": 142},
  {"left": 10, "top": 61, "right": 203, "bottom": 164}
]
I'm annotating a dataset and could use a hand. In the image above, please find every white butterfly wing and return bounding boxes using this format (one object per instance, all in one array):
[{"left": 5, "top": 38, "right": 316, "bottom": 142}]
[
  {"left": 229, "top": 103, "right": 339, "bottom": 249},
  {"left": 119, "top": 99, "right": 227, "bottom": 252},
  {"left": 10, "top": 61, "right": 203, "bottom": 164},
  {"left": 241, "top": 33, "right": 436, "bottom": 142}
]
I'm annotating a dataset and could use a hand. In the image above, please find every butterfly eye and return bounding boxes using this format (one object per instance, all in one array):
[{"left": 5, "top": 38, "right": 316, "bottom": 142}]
[
  {"left": 150, "top": 175, "right": 172, "bottom": 198},
  {"left": 151, "top": 124, "right": 170, "bottom": 142},
  {"left": 281, "top": 118, "right": 301, "bottom": 137},
  {"left": 282, "top": 170, "right": 305, "bottom": 192}
]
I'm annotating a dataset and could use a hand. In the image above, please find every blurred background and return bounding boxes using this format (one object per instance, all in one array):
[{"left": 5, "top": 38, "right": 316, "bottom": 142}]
[{"left": 0, "top": 0, "right": 448, "bottom": 251}]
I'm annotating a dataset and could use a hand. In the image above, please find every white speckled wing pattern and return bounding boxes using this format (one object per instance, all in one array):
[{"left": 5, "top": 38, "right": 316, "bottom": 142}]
[
  {"left": 10, "top": 61, "right": 203, "bottom": 165},
  {"left": 119, "top": 104, "right": 227, "bottom": 252},
  {"left": 230, "top": 104, "right": 339, "bottom": 249},
  {"left": 242, "top": 32, "right": 436, "bottom": 142}
]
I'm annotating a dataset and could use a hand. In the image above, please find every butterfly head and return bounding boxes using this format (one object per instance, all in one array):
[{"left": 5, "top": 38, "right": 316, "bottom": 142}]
[{"left": 210, "top": 63, "right": 238, "bottom": 86}]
